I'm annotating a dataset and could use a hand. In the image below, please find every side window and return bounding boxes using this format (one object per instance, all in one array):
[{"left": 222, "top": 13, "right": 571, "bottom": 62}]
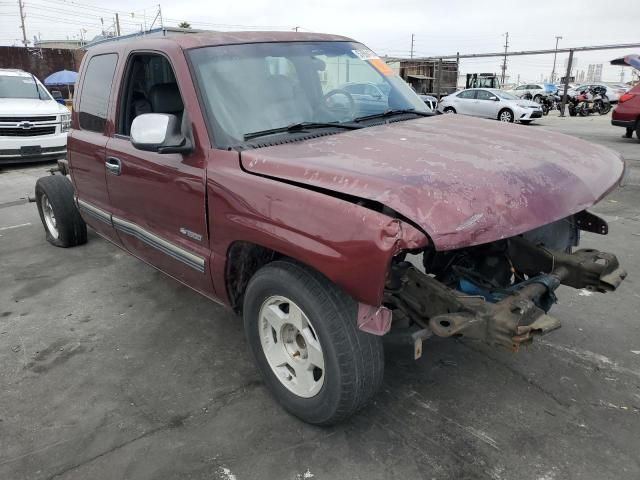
[
  {"left": 78, "top": 54, "right": 118, "bottom": 132},
  {"left": 457, "top": 90, "right": 475, "bottom": 99},
  {"left": 117, "top": 53, "right": 184, "bottom": 136},
  {"left": 515, "top": 85, "right": 525, "bottom": 90},
  {"left": 476, "top": 90, "right": 494, "bottom": 100}
]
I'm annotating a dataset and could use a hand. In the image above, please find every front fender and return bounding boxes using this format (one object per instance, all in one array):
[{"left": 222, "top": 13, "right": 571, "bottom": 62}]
[{"left": 207, "top": 156, "right": 428, "bottom": 307}]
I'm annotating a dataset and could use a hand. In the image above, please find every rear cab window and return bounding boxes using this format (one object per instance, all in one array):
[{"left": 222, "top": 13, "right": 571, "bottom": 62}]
[{"left": 78, "top": 54, "right": 118, "bottom": 133}]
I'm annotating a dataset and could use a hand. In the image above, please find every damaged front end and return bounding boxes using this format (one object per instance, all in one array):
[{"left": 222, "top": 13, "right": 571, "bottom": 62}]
[{"left": 384, "top": 212, "right": 627, "bottom": 356}]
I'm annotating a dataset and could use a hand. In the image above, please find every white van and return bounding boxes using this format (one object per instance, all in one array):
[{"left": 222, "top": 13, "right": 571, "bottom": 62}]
[{"left": 0, "top": 69, "right": 70, "bottom": 164}]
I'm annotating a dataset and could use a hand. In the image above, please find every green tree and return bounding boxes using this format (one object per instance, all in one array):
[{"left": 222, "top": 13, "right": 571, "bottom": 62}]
[{"left": 178, "top": 21, "right": 191, "bottom": 29}]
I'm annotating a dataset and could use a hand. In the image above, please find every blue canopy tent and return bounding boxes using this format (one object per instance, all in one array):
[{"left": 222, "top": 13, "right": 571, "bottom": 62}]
[{"left": 44, "top": 70, "right": 79, "bottom": 102}]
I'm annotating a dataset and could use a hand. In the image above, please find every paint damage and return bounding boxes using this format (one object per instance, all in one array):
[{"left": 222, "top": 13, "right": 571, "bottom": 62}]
[
  {"left": 239, "top": 114, "right": 627, "bottom": 351},
  {"left": 240, "top": 114, "right": 625, "bottom": 251}
]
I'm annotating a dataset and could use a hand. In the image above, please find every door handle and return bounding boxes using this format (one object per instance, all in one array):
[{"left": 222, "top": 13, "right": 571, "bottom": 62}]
[{"left": 105, "top": 157, "right": 121, "bottom": 176}]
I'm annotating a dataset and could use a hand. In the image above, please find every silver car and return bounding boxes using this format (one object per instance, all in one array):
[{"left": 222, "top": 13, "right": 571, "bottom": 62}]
[{"left": 437, "top": 88, "right": 543, "bottom": 124}]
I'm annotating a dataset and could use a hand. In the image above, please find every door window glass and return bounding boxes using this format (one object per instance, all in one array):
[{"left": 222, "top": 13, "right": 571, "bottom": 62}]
[
  {"left": 117, "top": 54, "right": 183, "bottom": 136},
  {"left": 457, "top": 90, "right": 476, "bottom": 99},
  {"left": 78, "top": 54, "right": 118, "bottom": 132},
  {"left": 476, "top": 90, "right": 495, "bottom": 100}
]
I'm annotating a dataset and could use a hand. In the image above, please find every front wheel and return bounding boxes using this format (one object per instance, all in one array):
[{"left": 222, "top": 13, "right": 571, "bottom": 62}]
[
  {"left": 35, "top": 175, "right": 87, "bottom": 247},
  {"left": 243, "top": 260, "right": 384, "bottom": 425},
  {"left": 443, "top": 107, "right": 456, "bottom": 114},
  {"left": 498, "top": 109, "right": 514, "bottom": 123}
]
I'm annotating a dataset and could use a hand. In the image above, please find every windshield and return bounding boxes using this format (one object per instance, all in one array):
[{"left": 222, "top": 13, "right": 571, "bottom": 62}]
[
  {"left": 495, "top": 90, "right": 518, "bottom": 100},
  {"left": 0, "top": 74, "right": 51, "bottom": 99},
  {"left": 188, "top": 41, "right": 429, "bottom": 147}
]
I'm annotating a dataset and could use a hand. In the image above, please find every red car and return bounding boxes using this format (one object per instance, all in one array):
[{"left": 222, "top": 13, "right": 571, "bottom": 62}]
[
  {"left": 611, "top": 54, "right": 640, "bottom": 140},
  {"left": 35, "top": 32, "right": 627, "bottom": 425}
]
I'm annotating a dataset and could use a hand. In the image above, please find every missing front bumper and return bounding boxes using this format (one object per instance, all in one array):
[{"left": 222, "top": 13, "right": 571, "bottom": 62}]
[{"left": 385, "top": 240, "right": 627, "bottom": 352}]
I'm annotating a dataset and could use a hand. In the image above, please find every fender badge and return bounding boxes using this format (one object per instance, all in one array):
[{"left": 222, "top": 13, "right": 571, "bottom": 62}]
[{"left": 179, "top": 227, "right": 202, "bottom": 242}]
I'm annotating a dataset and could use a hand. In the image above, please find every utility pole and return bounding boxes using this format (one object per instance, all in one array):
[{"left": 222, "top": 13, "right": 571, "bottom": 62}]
[
  {"left": 550, "top": 35, "right": 562, "bottom": 83},
  {"left": 158, "top": 4, "right": 163, "bottom": 29},
  {"left": 17, "top": 0, "right": 28, "bottom": 46},
  {"left": 115, "top": 13, "right": 121, "bottom": 36},
  {"left": 410, "top": 34, "right": 415, "bottom": 59},
  {"left": 500, "top": 32, "right": 509, "bottom": 85},
  {"left": 560, "top": 49, "right": 574, "bottom": 116},
  {"left": 620, "top": 67, "right": 625, "bottom": 83}
]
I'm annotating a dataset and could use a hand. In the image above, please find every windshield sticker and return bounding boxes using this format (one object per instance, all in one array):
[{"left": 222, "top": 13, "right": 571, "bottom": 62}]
[
  {"left": 369, "top": 58, "right": 394, "bottom": 76},
  {"left": 352, "top": 49, "right": 377, "bottom": 60}
]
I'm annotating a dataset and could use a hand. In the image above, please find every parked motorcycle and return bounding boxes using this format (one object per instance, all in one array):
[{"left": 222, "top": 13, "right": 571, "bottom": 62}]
[
  {"left": 572, "top": 86, "right": 611, "bottom": 116},
  {"left": 538, "top": 93, "right": 558, "bottom": 115}
]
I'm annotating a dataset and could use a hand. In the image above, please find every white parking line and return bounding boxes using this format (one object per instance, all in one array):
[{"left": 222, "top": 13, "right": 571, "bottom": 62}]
[{"left": 0, "top": 222, "right": 32, "bottom": 231}]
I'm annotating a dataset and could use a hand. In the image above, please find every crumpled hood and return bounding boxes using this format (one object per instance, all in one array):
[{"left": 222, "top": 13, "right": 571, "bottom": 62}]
[{"left": 240, "top": 115, "right": 624, "bottom": 250}]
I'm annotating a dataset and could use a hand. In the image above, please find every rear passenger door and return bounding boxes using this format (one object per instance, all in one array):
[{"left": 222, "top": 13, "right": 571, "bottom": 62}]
[
  {"left": 69, "top": 53, "right": 121, "bottom": 244},
  {"left": 104, "top": 51, "right": 214, "bottom": 296},
  {"left": 453, "top": 90, "right": 477, "bottom": 115}
]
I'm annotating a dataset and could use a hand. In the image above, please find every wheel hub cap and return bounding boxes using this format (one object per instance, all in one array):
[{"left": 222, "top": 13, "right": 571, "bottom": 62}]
[
  {"left": 259, "top": 296, "right": 324, "bottom": 398},
  {"left": 41, "top": 194, "right": 59, "bottom": 239}
]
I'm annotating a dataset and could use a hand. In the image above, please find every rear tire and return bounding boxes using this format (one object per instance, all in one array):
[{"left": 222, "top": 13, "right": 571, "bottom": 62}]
[
  {"left": 243, "top": 260, "right": 384, "bottom": 426},
  {"left": 35, "top": 175, "right": 87, "bottom": 248}
]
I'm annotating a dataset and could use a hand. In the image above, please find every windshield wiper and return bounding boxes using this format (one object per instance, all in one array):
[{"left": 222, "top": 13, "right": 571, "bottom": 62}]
[
  {"left": 353, "top": 109, "right": 431, "bottom": 123},
  {"left": 243, "top": 121, "right": 362, "bottom": 141}
]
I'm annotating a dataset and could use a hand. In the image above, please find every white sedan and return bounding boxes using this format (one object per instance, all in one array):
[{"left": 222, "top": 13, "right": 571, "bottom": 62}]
[{"left": 437, "top": 88, "right": 543, "bottom": 124}]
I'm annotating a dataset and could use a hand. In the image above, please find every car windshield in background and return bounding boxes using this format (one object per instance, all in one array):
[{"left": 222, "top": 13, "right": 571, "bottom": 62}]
[
  {"left": 0, "top": 74, "right": 49, "bottom": 99},
  {"left": 188, "top": 41, "right": 429, "bottom": 147},
  {"left": 496, "top": 91, "right": 518, "bottom": 100}
]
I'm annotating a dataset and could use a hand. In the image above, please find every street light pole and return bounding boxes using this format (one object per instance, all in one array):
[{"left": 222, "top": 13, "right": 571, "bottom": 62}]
[{"left": 551, "top": 35, "right": 562, "bottom": 83}]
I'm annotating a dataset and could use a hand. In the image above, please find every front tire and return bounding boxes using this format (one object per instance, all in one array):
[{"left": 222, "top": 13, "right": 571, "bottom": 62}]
[
  {"left": 443, "top": 107, "right": 456, "bottom": 114},
  {"left": 243, "top": 260, "right": 384, "bottom": 425},
  {"left": 498, "top": 109, "right": 514, "bottom": 122},
  {"left": 35, "top": 175, "right": 87, "bottom": 247}
]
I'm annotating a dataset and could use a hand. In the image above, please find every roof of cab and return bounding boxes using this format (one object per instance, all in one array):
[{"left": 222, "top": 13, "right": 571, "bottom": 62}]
[{"left": 87, "top": 30, "right": 355, "bottom": 54}]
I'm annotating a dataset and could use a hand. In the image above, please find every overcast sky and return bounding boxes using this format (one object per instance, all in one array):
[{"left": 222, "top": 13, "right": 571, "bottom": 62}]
[{"left": 1, "top": 0, "right": 638, "bottom": 83}]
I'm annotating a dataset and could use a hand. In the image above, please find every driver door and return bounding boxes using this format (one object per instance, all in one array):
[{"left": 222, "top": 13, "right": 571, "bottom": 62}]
[
  {"left": 472, "top": 89, "right": 501, "bottom": 118},
  {"left": 104, "top": 51, "right": 214, "bottom": 296}
]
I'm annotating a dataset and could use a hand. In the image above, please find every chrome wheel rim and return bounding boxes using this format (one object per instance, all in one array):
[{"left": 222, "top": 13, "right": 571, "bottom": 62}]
[
  {"left": 41, "top": 194, "right": 58, "bottom": 239},
  {"left": 500, "top": 111, "right": 512, "bottom": 122},
  {"left": 259, "top": 295, "right": 324, "bottom": 398}
]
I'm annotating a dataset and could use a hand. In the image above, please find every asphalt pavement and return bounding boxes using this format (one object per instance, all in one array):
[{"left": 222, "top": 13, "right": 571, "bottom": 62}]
[{"left": 1, "top": 112, "right": 639, "bottom": 480}]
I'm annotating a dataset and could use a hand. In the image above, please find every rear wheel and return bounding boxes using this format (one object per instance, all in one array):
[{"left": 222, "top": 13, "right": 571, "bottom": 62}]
[
  {"left": 35, "top": 175, "right": 87, "bottom": 248},
  {"left": 498, "top": 109, "right": 514, "bottom": 123},
  {"left": 443, "top": 107, "right": 456, "bottom": 114},
  {"left": 243, "top": 260, "right": 384, "bottom": 425}
]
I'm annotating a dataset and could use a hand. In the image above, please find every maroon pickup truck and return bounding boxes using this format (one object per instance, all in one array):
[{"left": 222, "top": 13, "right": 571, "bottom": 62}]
[{"left": 35, "top": 32, "right": 627, "bottom": 425}]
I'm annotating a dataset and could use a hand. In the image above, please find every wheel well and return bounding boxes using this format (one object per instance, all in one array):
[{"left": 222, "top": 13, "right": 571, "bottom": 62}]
[
  {"left": 444, "top": 106, "right": 456, "bottom": 112},
  {"left": 498, "top": 107, "right": 513, "bottom": 118},
  {"left": 226, "top": 241, "right": 281, "bottom": 313}
]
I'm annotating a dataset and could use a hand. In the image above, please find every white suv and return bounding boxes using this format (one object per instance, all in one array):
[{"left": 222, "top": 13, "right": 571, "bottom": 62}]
[{"left": 0, "top": 69, "right": 70, "bottom": 164}]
